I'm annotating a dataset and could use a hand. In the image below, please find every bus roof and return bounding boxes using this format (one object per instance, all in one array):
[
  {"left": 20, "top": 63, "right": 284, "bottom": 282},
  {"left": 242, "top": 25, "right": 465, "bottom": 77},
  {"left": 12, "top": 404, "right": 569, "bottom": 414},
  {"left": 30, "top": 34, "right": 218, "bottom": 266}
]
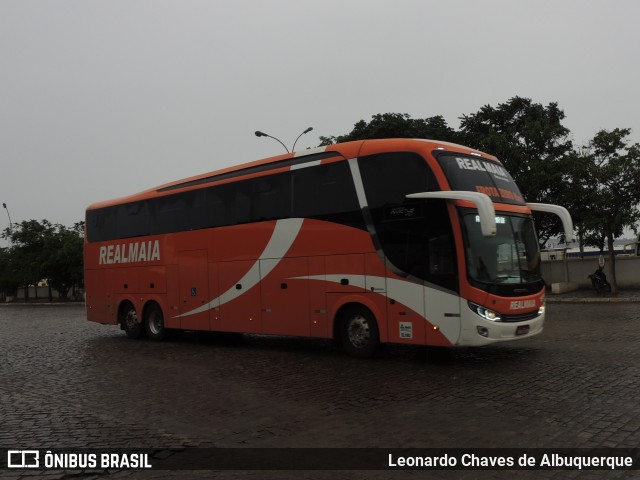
[{"left": 86, "top": 138, "right": 498, "bottom": 211}]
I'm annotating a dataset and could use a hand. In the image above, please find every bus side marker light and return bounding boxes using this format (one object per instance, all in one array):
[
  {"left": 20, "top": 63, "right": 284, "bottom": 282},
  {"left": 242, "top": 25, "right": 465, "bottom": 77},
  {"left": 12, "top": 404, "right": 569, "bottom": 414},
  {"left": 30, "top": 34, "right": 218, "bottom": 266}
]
[{"left": 433, "top": 325, "right": 439, "bottom": 331}]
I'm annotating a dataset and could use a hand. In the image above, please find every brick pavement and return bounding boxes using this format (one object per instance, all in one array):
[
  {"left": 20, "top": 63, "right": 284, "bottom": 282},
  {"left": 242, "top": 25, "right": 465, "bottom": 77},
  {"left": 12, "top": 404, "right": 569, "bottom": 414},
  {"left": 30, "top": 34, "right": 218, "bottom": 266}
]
[{"left": 1, "top": 303, "right": 639, "bottom": 480}]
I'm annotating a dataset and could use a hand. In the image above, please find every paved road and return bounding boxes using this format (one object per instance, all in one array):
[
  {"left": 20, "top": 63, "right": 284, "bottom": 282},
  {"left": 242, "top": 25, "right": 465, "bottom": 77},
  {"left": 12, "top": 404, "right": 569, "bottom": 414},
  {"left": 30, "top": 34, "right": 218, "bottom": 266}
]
[{"left": 1, "top": 303, "right": 639, "bottom": 479}]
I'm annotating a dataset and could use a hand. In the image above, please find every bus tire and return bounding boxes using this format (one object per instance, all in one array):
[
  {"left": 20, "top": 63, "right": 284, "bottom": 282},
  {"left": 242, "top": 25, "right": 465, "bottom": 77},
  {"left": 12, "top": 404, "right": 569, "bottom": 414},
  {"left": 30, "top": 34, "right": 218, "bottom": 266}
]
[
  {"left": 145, "top": 303, "right": 166, "bottom": 341},
  {"left": 120, "top": 301, "right": 144, "bottom": 339},
  {"left": 340, "top": 305, "right": 379, "bottom": 358}
]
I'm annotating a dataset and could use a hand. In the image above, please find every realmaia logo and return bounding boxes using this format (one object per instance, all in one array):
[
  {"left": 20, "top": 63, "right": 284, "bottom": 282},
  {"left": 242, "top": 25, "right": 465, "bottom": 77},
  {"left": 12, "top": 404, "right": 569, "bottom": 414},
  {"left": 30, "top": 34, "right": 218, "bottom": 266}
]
[
  {"left": 98, "top": 240, "right": 160, "bottom": 265},
  {"left": 510, "top": 300, "right": 536, "bottom": 310},
  {"left": 455, "top": 157, "right": 510, "bottom": 180}
]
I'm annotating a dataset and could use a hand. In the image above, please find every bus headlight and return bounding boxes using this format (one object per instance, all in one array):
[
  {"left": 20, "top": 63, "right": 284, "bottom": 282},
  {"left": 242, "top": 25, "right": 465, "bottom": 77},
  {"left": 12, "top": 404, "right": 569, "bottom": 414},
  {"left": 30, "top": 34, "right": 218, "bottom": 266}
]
[{"left": 468, "top": 301, "right": 502, "bottom": 322}]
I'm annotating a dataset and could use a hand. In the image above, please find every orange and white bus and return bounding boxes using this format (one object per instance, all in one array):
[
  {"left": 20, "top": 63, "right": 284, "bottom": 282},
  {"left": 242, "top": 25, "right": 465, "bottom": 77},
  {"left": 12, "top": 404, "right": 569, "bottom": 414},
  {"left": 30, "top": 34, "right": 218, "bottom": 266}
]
[{"left": 84, "top": 139, "right": 573, "bottom": 357}]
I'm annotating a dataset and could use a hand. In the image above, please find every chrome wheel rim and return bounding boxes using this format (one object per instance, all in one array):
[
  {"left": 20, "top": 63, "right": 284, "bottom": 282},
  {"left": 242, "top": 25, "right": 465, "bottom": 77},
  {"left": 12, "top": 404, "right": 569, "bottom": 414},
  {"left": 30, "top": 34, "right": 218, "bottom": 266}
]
[
  {"left": 148, "top": 310, "right": 163, "bottom": 335},
  {"left": 347, "top": 314, "right": 370, "bottom": 348}
]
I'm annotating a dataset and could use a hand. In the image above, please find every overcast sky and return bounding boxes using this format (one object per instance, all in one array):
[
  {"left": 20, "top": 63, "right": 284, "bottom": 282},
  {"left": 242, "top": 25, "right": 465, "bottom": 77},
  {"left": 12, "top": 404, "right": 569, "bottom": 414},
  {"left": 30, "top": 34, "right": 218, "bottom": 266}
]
[{"left": 1, "top": 0, "right": 639, "bottom": 244}]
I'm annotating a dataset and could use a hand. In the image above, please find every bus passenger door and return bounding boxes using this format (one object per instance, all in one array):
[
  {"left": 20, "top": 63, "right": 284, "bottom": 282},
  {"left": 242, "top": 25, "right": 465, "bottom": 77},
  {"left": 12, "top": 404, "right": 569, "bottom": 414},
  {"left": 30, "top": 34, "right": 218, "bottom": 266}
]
[
  {"left": 386, "top": 273, "right": 461, "bottom": 346},
  {"left": 178, "top": 249, "right": 210, "bottom": 331},
  {"left": 260, "top": 257, "right": 310, "bottom": 337}
]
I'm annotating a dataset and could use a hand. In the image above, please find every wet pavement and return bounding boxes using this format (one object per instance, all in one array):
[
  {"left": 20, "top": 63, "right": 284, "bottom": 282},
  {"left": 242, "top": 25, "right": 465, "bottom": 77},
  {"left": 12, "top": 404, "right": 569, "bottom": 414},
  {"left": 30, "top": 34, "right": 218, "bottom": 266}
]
[
  {"left": 1, "top": 302, "right": 639, "bottom": 480},
  {"left": 547, "top": 288, "right": 640, "bottom": 302}
]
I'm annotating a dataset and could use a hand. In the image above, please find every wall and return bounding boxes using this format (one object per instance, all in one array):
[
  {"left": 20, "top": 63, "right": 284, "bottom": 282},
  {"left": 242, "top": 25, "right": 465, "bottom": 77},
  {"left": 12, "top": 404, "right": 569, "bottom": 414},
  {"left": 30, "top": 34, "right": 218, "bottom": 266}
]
[
  {"left": 15, "top": 286, "right": 60, "bottom": 300},
  {"left": 542, "top": 256, "right": 640, "bottom": 289}
]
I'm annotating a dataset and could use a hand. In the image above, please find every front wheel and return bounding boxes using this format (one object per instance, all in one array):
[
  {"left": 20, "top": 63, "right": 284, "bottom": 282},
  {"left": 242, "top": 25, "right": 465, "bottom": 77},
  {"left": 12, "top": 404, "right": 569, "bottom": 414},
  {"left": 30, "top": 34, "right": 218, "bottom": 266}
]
[
  {"left": 340, "top": 306, "right": 380, "bottom": 358},
  {"left": 145, "top": 303, "right": 166, "bottom": 341}
]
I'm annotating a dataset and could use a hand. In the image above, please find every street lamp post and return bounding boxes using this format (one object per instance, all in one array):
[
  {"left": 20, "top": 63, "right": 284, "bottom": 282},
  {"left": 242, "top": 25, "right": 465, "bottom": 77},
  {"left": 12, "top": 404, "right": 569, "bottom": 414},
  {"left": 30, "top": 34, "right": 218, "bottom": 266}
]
[
  {"left": 255, "top": 127, "right": 313, "bottom": 153},
  {"left": 292, "top": 127, "right": 313, "bottom": 152},
  {"left": 2, "top": 203, "right": 12, "bottom": 230},
  {"left": 254, "top": 131, "right": 290, "bottom": 153}
]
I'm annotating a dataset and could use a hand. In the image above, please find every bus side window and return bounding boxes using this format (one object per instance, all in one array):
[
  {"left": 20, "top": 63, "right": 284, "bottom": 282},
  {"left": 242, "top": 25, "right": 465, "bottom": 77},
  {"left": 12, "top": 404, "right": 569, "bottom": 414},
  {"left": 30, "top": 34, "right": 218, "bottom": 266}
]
[
  {"left": 292, "top": 162, "right": 362, "bottom": 227},
  {"left": 429, "top": 234, "right": 455, "bottom": 276},
  {"left": 119, "top": 201, "right": 150, "bottom": 238},
  {"left": 358, "top": 152, "right": 458, "bottom": 292},
  {"left": 234, "top": 191, "right": 251, "bottom": 224},
  {"left": 253, "top": 173, "right": 291, "bottom": 221},
  {"left": 205, "top": 190, "right": 226, "bottom": 227}
]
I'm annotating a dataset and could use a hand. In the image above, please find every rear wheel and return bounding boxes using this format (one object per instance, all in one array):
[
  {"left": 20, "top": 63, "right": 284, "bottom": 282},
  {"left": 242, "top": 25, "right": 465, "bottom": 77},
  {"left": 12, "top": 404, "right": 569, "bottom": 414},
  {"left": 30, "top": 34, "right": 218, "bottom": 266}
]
[
  {"left": 120, "top": 302, "right": 144, "bottom": 339},
  {"left": 145, "top": 303, "right": 166, "bottom": 341},
  {"left": 340, "top": 306, "right": 380, "bottom": 358}
]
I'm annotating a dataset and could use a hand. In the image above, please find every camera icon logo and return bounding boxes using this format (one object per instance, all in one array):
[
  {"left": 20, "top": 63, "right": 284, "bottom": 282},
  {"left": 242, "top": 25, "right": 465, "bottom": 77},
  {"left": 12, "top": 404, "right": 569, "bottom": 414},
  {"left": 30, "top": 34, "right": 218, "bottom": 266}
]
[{"left": 7, "top": 450, "right": 40, "bottom": 468}]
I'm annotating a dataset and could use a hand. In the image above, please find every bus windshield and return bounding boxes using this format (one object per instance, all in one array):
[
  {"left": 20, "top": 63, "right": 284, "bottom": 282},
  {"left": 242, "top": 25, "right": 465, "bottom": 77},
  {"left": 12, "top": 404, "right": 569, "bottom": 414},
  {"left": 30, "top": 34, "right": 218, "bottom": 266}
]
[{"left": 462, "top": 213, "right": 541, "bottom": 285}]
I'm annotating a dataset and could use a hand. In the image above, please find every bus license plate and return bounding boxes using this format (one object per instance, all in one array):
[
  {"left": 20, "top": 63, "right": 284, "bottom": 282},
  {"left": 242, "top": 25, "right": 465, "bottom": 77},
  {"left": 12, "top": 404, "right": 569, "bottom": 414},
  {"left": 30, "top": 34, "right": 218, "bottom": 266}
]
[{"left": 516, "top": 325, "right": 530, "bottom": 336}]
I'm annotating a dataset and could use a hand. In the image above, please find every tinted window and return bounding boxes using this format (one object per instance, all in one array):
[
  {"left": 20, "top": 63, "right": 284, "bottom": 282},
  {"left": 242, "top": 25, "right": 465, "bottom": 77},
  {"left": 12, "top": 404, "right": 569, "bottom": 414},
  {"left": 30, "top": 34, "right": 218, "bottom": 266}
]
[
  {"left": 359, "top": 152, "right": 439, "bottom": 208},
  {"left": 253, "top": 173, "right": 291, "bottom": 221},
  {"left": 89, "top": 205, "right": 118, "bottom": 241},
  {"left": 292, "top": 161, "right": 362, "bottom": 228},
  {"left": 152, "top": 189, "right": 206, "bottom": 234},
  {"left": 86, "top": 158, "right": 365, "bottom": 242},
  {"left": 358, "top": 152, "right": 457, "bottom": 291}
]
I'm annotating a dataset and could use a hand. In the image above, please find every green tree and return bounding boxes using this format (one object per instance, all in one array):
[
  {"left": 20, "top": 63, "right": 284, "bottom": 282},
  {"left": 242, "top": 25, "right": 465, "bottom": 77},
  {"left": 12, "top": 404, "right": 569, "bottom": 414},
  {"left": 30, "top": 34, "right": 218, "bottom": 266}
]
[
  {"left": 319, "top": 113, "right": 460, "bottom": 146},
  {"left": 0, "top": 247, "right": 20, "bottom": 298},
  {"left": 560, "top": 147, "right": 602, "bottom": 257},
  {"left": 43, "top": 223, "right": 84, "bottom": 300},
  {"left": 1, "top": 219, "right": 85, "bottom": 301},
  {"left": 578, "top": 128, "right": 640, "bottom": 292},
  {"left": 2, "top": 220, "right": 55, "bottom": 299},
  {"left": 459, "top": 97, "right": 574, "bottom": 245}
]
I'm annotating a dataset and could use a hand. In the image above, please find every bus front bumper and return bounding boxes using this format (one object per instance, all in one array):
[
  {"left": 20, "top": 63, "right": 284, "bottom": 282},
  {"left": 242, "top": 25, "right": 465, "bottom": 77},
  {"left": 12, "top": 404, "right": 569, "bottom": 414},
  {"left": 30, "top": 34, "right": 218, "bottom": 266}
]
[{"left": 457, "top": 308, "right": 545, "bottom": 346}]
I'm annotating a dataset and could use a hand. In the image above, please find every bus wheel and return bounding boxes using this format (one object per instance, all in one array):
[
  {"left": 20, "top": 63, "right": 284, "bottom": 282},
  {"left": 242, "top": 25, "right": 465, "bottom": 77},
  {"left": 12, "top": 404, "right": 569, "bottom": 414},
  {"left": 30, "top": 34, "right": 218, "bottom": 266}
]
[
  {"left": 145, "top": 303, "right": 165, "bottom": 341},
  {"left": 120, "top": 302, "right": 144, "bottom": 339},
  {"left": 340, "top": 306, "right": 379, "bottom": 358}
]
